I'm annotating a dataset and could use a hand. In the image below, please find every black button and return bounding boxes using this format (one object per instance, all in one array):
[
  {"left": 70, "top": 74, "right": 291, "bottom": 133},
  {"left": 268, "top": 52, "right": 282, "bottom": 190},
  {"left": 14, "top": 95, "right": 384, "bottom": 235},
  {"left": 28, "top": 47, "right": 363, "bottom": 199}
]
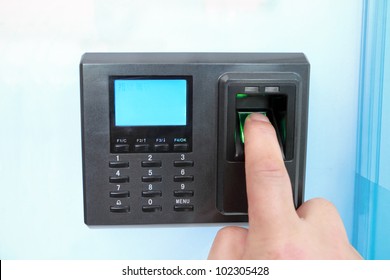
[
  {"left": 154, "top": 143, "right": 169, "bottom": 152},
  {"left": 142, "top": 205, "right": 162, "bottom": 212},
  {"left": 114, "top": 144, "right": 130, "bottom": 153},
  {"left": 142, "top": 176, "right": 162, "bottom": 182},
  {"left": 109, "top": 176, "right": 129, "bottom": 183},
  {"left": 173, "top": 190, "right": 194, "bottom": 197},
  {"left": 110, "top": 191, "right": 130, "bottom": 198},
  {"left": 141, "top": 160, "right": 162, "bottom": 167},
  {"left": 173, "top": 160, "right": 194, "bottom": 167},
  {"left": 109, "top": 161, "right": 129, "bottom": 168},
  {"left": 110, "top": 205, "right": 130, "bottom": 213},
  {"left": 134, "top": 144, "right": 150, "bottom": 152},
  {"left": 173, "top": 175, "right": 194, "bottom": 182},
  {"left": 174, "top": 205, "right": 194, "bottom": 212},
  {"left": 142, "top": 190, "right": 162, "bottom": 197},
  {"left": 173, "top": 143, "right": 189, "bottom": 152}
]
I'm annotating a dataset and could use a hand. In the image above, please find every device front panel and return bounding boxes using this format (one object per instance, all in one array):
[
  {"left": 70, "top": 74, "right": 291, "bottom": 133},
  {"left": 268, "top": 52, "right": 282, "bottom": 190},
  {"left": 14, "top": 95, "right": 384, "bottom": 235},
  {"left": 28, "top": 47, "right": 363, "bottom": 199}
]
[{"left": 80, "top": 53, "right": 309, "bottom": 225}]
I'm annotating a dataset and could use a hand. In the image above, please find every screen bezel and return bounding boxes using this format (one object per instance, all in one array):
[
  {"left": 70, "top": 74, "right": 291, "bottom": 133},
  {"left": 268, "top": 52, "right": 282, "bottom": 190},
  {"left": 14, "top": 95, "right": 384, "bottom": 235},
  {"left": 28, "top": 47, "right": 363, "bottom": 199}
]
[{"left": 109, "top": 76, "right": 193, "bottom": 153}]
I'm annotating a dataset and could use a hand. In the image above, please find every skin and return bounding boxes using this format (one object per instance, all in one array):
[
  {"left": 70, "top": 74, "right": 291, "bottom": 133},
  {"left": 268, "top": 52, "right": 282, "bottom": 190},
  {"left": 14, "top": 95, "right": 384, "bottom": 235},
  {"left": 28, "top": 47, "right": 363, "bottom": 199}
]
[{"left": 208, "top": 113, "right": 362, "bottom": 260}]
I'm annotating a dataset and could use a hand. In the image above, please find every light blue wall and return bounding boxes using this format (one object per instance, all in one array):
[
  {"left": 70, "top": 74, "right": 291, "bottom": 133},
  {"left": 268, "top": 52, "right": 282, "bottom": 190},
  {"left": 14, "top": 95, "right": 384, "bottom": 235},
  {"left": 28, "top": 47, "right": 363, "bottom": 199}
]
[
  {"left": 353, "top": 0, "right": 390, "bottom": 259},
  {"left": 0, "top": 0, "right": 363, "bottom": 259}
]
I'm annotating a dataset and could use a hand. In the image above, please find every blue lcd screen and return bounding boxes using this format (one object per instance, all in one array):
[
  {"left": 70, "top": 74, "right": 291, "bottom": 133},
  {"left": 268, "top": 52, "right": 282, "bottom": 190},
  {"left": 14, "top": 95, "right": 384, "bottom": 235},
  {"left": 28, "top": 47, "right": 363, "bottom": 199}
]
[{"left": 114, "top": 79, "right": 187, "bottom": 126}]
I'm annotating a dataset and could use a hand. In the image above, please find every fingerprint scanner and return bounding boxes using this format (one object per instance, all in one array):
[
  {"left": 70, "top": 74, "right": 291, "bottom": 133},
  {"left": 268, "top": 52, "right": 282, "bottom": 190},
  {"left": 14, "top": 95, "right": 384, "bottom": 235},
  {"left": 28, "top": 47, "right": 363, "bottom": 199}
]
[{"left": 237, "top": 111, "right": 267, "bottom": 143}]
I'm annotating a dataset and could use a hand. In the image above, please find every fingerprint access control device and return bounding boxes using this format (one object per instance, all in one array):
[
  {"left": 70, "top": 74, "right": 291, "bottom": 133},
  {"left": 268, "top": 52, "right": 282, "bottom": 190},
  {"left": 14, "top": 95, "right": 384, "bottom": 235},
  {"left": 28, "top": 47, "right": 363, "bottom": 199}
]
[{"left": 80, "top": 53, "right": 310, "bottom": 225}]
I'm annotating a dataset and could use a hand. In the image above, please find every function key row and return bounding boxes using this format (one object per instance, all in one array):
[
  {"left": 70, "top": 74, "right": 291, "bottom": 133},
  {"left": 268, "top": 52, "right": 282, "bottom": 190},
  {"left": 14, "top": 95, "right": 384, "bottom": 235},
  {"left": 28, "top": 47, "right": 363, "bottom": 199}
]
[
  {"left": 135, "top": 143, "right": 169, "bottom": 152},
  {"left": 114, "top": 143, "right": 189, "bottom": 153}
]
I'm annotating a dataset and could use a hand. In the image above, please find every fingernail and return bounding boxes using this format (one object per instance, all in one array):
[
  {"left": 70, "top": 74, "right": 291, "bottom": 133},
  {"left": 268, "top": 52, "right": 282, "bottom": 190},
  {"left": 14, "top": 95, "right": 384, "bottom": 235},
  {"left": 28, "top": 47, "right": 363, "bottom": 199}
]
[{"left": 248, "top": 113, "right": 270, "bottom": 123}]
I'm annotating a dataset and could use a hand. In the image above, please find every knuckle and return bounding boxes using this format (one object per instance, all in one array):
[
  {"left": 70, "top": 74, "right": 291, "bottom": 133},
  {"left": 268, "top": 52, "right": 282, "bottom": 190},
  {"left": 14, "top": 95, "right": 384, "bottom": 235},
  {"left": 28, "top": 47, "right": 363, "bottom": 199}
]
[
  {"left": 249, "top": 159, "right": 287, "bottom": 178},
  {"left": 215, "top": 226, "right": 244, "bottom": 241},
  {"left": 308, "top": 198, "right": 337, "bottom": 211}
]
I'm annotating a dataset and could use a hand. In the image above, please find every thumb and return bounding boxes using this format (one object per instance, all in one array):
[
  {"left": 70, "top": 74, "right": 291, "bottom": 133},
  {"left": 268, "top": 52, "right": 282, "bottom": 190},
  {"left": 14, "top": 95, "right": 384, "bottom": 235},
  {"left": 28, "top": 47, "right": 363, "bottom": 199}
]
[{"left": 244, "top": 113, "right": 298, "bottom": 231}]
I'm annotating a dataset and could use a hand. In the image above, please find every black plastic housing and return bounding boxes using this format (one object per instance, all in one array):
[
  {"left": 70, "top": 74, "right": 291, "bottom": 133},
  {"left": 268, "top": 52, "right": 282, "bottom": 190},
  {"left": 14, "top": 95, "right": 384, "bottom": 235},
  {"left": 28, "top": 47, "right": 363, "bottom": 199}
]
[{"left": 80, "top": 53, "right": 310, "bottom": 225}]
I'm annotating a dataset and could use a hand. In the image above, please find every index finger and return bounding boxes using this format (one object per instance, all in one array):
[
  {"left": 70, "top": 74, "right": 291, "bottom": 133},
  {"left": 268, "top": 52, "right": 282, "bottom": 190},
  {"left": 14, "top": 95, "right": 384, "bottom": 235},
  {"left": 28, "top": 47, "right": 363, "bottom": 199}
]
[{"left": 244, "top": 113, "right": 298, "bottom": 231}]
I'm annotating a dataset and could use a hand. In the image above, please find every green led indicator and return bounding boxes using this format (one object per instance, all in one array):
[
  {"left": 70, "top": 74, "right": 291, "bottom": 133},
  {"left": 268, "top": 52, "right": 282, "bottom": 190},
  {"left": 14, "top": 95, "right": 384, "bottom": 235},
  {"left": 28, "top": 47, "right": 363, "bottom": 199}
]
[
  {"left": 236, "top": 93, "right": 249, "bottom": 99},
  {"left": 237, "top": 111, "right": 267, "bottom": 143}
]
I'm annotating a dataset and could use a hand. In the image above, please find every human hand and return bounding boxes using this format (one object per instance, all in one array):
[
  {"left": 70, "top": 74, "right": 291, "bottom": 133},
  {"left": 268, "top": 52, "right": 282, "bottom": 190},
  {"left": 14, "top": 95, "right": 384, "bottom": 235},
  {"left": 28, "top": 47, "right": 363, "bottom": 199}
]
[{"left": 208, "top": 113, "right": 362, "bottom": 259}]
